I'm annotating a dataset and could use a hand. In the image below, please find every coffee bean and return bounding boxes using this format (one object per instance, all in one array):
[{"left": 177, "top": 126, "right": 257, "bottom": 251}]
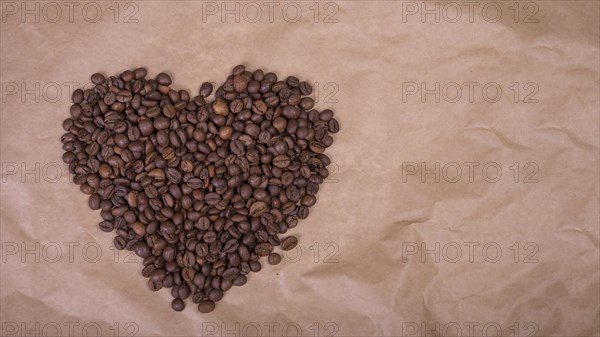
[
  {"left": 328, "top": 119, "right": 340, "bottom": 133},
  {"left": 132, "top": 222, "right": 146, "bottom": 236},
  {"left": 171, "top": 298, "right": 185, "bottom": 312},
  {"left": 232, "top": 64, "right": 245, "bottom": 75},
  {"left": 165, "top": 167, "right": 182, "bottom": 183},
  {"left": 300, "top": 97, "right": 315, "bottom": 110},
  {"left": 254, "top": 243, "right": 273, "bottom": 256},
  {"left": 281, "top": 236, "right": 298, "bottom": 251},
  {"left": 134, "top": 67, "right": 147, "bottom": 79},
  {"left": 91, "top": 73, "right": 105, "bottom": 85},
  {"left": 200, "top": 82, "right": 213, "bottom": 97},
  {"left": 251, "top": 100, "right": 267, "bottom": 114},
  {"left": 142, "top": 264, "right": 156, "bottom": 277},
  {"left": 234, "top": 75, "right": 248, "bottom": 93},
  {"left": 309, "top": 141, "right": 327, "bottom": 154},
  {"left": 89, "top": 193, "right": 101, "bottom": 210},
  {"left": 133, "top": 241, "right": 151, "bottom": 258},
  {"left": 99, "top": 221, "right": 114, "bottom": 232},
  {"left": 148, "top": 280, "right": 163, "bottom": 291},
  {"left": 212, "top": 100, "right": 229, "bottom": 116},
  {"left": 72, "top": 89, "right": 84, "bottom": 104},
  {"left": 268, "top": 253, "right": 281, "bottom": 265},
  {"left": 182, "top": 267, "right": 196, "bottom": 282},
  {"left": 320, "top": 109, "right": 334, "bottom": 121},
  {"left": 249, "top": 261, "right": 262, "bottom": 272},
  {"left": 282, "top": 105, "right": 300, "bottom": 119},
  {"left": 219, "top": 126, "right": 233, "bottom": 140},
  {"left": 163, "top": 104, "right": 177, "bottom": 118},
  {"left": 299, "top": 81, "right": 312, "bottom": 95},
  {"left": 249, "top": 201, "right": 268, "bottom": 217},
  {"left": 273, "top": 155, "right": 291, "bottom": 168},
  {"left": 204, "top": 193, "right": 221, "bottom": 206},
  {"left": 208, "top": 289, "right": 224, "bottom": 302},
  {"left": 114, "top": 236, "right": 127, "bottom": 250},
  {"left": 198, "top": 300, "right": 216, "bottom": 313},
  {"left": 156, "top": 72, "right": 172, "bottom": 86},
  {"left": 117, "top": 90, "right": 132, "bottom": 103},
  {"left": 183, "top": 251, "right": 196, "bottom": 267},
  {"left": 150, "top": 268, "right": 167, "bottom": 282},
  {"left": 222, "top": 267, "right": 239, "bottom": 280},
  {"left": 232, "top": 274, "right": 247, "bottom": 286}
]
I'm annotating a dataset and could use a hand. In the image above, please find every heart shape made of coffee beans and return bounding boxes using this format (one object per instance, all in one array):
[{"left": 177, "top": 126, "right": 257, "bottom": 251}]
[{"left": 60, "top": 65, "right": 339, "bottom": 313}]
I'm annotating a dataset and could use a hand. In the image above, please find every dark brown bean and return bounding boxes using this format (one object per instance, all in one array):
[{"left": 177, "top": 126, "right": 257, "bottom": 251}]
[
  {"left": 268, "top": 253, "right": 281, "bottom": 265},
  {"left": 198, "top": 300, "right": 216, "bottom": 313},
  {"left": 281, "top": 236, "right": 298, "bottom": 251}
]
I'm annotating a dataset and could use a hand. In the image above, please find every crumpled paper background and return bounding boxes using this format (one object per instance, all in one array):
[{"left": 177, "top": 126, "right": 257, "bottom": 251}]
[{"left": 1, "top": 1, "right": 598, "bottom": 336}]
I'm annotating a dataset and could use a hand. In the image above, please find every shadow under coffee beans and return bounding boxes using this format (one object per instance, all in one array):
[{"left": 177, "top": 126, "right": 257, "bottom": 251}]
[{"left": 60, "top": 65, "right": 339, "bottom": 313}]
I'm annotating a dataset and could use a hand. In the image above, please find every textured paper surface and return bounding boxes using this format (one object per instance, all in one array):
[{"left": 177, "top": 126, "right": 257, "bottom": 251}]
[{"left": 1, "top": 1, "right": 599, "bottom": 336}]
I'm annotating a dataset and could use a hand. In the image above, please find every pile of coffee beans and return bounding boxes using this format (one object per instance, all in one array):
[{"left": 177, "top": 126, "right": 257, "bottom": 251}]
[{"left": 60, "top": 65, "right": 339, "bottom": 313}]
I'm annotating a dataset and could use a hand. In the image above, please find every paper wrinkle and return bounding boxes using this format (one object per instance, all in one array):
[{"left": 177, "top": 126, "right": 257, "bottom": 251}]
[
  {"left": 538, "top": 126, "right": 598, "bottom": 150},
  {"left": 464, "top": 126, "right": 530, "bottom": 151}
]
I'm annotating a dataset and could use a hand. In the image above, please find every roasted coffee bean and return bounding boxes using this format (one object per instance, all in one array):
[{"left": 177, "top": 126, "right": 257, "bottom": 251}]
[
  {"left": 320, "top": 109, "right": 334, "bottom": 121},
  {"left": 150, "top": 268, "right": 167, "bottom": 282},
  {"left": 232, "top": 274, "right": 247, "bottom": 286},
  {"left": 273, "top": 155, "right": 291, "bottom": 168},
  {"left": 114, "top": 236, "right": 127, "bottom": 250},
  {"left": 99, "top": 221, "right": 114, "bottom": 232},
  {"left": 222, "top": 267, "right": 239, "bottom": 280},
  {"left": 213, "top": 100, "right": 229, "bottom": 116},
  {"left": 134, "top": 67, "right": 147, "bottom": 79},
  {"left": 72, "top": 89, "right": 84, "bottom": 104},
  {"left": 249, "top": 201, "right": 268, "bottom": 217},
  {"left": 182, "top": 267, "right": 196, "bottom": 282},
  {"left": 142, "top": 264, "right": 156, "bottom": 277},
  {"left": 249, "top": 261, "right": 262, "bottom": 272},
  {"left": 328, "top": 119, "right": 340, "bottom": 133},
  {"left": 132, "top": 222, "right": 146, "bottom": 236},
  {"left": 254, "top": 243, "right": 273, "bottom": 256},
  {"left": 268, "top": 253, "right": 281, "bottom": 265},
  {"left": 299, "top": 81, "right": 312, "bottom": 95},
  {"left": 62, "top": 66, "right": 338, "bottom": 314},
  {"left": 156, "top": 72, "right": 172, "bottom": 86},
  {"left": 232, "top": 64, "right": 245, "bottom": 75},
  {"left": 171, "top": 298, "right": 185, "bottom": 312},
  {"left": 133, "top": 241, "right": 152, "bottom": 258},
  {"left": 148, "top": 280, "right": 163, "bottom": 291},
  {"left": 89, "top": 193, "right": 101, "bottom": 210},
  {"left": 281, "top": 236, "right": 298, "bottom": 251},
  {"left": 91, "top": 73, "right": 105, "bottom": 85},
  {"left": 204, "top": 193, "right": 221, "bottom": 205},
  {"left": 208, "top": 289, "right": 224, "bottom": 302},
  {"left": 198, "top": 300, "right": 216, "bottom": 313},
  {"left": 200, "top": 82, "right": 213, "bottom": 97}
]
